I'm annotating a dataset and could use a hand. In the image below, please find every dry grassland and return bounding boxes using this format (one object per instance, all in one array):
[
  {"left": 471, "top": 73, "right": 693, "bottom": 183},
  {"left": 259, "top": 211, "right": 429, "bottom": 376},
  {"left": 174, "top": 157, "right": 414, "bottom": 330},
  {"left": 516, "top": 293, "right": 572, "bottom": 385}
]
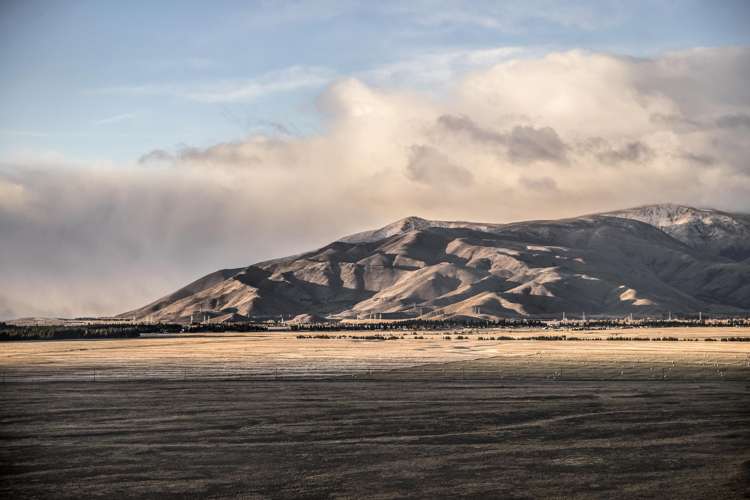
[{"left": 1, "top": 328, "right": 749, "bottom": 498}]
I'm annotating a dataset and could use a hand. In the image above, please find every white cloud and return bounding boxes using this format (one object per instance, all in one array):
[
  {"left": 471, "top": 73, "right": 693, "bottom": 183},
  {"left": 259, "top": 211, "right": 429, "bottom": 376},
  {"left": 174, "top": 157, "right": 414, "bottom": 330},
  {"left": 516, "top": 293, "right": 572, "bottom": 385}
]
[
  {"left": 388, "top": 0, "right": 627, "bottom": 32},
  {"left": 226, "top": 1, "right": 627, "bottom": 34},
  {"left": 0, "top": 129, "right": 50, "bottom": 138},
  {"left": 92, "top": 112, "right": 138, "bottom": 126},
  {"left": 98, "top": 65, "right": 336, "bottom": 103},
  {"left": 360, "top": 46, "right": 526, "bottom": 90}
]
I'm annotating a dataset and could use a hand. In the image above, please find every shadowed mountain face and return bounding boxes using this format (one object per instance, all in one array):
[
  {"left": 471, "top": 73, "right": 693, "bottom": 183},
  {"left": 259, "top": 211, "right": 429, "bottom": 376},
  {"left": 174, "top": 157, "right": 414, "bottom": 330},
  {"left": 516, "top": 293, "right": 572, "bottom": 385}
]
[{"left": 122, "top": 205, "right": 750, "bottom": 322}]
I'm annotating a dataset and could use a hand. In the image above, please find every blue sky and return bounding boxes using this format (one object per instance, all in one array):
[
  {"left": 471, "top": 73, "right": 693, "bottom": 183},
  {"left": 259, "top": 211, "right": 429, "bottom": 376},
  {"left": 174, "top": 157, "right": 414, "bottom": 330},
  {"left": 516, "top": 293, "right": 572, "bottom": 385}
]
[{"left": 2, "top": 0, "right": 749, "bottom": 163}]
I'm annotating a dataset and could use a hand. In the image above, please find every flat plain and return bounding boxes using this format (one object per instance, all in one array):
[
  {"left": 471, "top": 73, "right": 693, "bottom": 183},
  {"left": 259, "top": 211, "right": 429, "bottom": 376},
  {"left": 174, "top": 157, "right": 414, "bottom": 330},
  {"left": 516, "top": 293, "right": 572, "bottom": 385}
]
[{"left": 2, "top": 328, "right": 750, "bottom": 498}]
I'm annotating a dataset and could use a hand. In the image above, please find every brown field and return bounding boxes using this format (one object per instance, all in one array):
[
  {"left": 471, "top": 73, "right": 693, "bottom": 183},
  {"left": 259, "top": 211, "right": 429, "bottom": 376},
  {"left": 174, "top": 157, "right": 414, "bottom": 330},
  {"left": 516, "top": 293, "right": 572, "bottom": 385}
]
[{"left": 2, "top": 328, "right": 750, "bottom": 498}]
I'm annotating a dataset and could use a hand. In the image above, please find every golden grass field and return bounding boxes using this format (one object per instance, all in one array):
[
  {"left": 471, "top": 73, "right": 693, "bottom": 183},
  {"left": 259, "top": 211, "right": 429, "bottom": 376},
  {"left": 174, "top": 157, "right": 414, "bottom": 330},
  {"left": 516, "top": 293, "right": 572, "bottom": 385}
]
[{"left": 1, "top": 327, "right": 749, "bottom": 381}]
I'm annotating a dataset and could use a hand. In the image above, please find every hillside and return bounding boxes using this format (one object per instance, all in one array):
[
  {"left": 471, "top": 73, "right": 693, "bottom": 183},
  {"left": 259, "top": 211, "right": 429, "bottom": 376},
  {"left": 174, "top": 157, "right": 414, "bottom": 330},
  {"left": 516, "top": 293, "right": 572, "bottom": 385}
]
[{"left": 121, "top": 205, "right": 750, "bottom": 322}]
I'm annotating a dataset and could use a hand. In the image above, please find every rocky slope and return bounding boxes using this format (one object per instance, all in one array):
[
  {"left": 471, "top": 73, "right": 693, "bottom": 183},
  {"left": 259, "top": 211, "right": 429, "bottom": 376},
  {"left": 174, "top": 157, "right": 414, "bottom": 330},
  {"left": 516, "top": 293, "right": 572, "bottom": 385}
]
[{"left": 121, "top": 205, "right": 750, "bottom": 322}]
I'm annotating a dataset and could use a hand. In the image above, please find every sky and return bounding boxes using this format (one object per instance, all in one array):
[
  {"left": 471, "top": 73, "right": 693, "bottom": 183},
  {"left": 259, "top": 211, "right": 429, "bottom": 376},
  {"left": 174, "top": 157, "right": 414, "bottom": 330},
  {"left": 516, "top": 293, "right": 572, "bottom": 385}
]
[{"left": 1, "top": 0, "right": 750, "bottom": 319}]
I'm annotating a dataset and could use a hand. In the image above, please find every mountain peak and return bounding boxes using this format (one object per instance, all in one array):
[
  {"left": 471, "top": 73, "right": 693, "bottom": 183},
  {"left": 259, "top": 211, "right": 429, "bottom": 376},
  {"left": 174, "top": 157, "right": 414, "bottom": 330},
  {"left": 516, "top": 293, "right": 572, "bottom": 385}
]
[
  {"left": 337, "top": 216, "right": 433, "bottom": 244},
  {"left": 337, "top": 216, "right": 505, "bottom": 244},
  {"left": 393, "top": 215, "right": 431, "bottom": 229},
  {"left": 610, "top": 202, "right": 709, "bottom": 216},
  {"left": 606, "top": 203, "right": 725, "bottom": 226},
  {"left": 605, "top": 203, "right": 750, "bottom": 260}
]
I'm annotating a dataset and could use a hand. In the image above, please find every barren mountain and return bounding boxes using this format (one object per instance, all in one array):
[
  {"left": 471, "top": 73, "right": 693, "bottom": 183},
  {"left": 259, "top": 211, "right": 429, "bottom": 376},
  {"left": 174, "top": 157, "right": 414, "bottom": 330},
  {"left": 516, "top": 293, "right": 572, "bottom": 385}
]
[{"left": 122, "top": 205, "right": 750, "bottom": 322}]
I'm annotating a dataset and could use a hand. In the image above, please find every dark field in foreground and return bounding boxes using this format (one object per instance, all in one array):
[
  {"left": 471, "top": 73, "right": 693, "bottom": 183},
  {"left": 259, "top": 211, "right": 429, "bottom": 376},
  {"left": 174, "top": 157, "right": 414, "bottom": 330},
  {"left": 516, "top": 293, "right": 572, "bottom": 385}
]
[{"left": 2, "top": 372, "right": 749, "bottom": 499}]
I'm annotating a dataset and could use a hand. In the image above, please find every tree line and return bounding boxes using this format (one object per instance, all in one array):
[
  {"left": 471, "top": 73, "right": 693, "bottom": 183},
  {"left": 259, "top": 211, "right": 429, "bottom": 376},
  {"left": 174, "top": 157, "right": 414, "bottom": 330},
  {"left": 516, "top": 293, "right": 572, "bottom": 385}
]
[{"left": 0, "top": 322, "right": 268, "bottom": 341}]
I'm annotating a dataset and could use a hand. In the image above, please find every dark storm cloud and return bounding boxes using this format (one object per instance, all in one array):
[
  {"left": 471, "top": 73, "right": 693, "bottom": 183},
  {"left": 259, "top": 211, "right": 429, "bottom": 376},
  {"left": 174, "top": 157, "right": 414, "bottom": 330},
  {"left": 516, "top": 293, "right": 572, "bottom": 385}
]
[
  {"left": 138, "top": 149, "right": 174, "bottom": 165},
  {"left": 649, "top": 113, "right": 704, "bottom": 132},
  {"left": 140, "top": 142, "right": 265, "bottom": 167},
  {"left": 519, "top": 176, "right": 558, "bottom": 192},
  {"left": 596, "top": 141, "right": 653, "bottom": 165},
  {"left": 716, "top": 113, "right": 750, "bottom": 129},
  {"left": 507, "top": 126, "right": 568, "bottom": 164},
  {"left": 681, "top": 152, "right": 716, "bottom": 166},
  {"left": 177, "top": 143, "right": 263, "bottom": 166},
  {"left": 437, "top": 114, "right": 506, "bottom": 144},
  {"left": 437, "top": 115, "right": 568, "bottom": 164},
  {"left": 579, "top": 138, "right": 653, "bottom": 165},
  {"left": 405, "top": 145, "right": 474, "bottom": 186}
]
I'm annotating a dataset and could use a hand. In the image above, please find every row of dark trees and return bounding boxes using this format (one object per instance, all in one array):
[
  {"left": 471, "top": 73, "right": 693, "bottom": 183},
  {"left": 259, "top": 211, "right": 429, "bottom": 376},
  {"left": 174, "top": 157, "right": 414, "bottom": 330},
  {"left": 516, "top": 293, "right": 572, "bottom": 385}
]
[
  {"left": 3, "top": 315, "right": 749, "bottom": 341},
  {"left": 289, "top": 317, "right": 750, "bottom": 331},
  {"left": 0, "top": 321, "right": 269, "bottom": 341},
  {"left": 0, "top": 323, "right": 157, "bottom": 340},
  {"left": 289, "top": 318, "right": 548, "bottom": 331}
]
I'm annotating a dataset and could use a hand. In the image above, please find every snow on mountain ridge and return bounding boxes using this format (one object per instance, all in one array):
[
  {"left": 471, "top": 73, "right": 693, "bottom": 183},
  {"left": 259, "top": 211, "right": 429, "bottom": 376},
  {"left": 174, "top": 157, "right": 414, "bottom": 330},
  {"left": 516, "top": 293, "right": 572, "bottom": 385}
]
[
  {"left": 606, "top": 204, "right": 728, "bottom": 227},
  {"left": 338, "top": 216, "right": 504, "bottom": 244},
  {"left": 337, "top": 204, "right": 750, "bottom": 261},
  {"left": 338, "top": 204, "right": 750, "bottom": 260},
  {"left": 605, "top": 204, "right": 750, "bottom": 260}
]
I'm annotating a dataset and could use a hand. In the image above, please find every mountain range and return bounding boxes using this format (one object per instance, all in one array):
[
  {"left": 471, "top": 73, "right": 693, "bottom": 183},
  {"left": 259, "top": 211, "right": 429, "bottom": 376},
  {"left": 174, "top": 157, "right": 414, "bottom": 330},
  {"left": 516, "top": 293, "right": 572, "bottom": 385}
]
[{"left": 121, "top": 204, "right": 750, "bottom": 322}]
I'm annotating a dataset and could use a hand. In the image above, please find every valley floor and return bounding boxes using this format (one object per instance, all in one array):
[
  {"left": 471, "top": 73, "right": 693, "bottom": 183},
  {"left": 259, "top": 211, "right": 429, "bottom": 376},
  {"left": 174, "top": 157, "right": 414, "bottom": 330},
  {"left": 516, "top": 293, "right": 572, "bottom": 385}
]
[{"left": 1, "top": 329, "right": 749, "bottom": 498}]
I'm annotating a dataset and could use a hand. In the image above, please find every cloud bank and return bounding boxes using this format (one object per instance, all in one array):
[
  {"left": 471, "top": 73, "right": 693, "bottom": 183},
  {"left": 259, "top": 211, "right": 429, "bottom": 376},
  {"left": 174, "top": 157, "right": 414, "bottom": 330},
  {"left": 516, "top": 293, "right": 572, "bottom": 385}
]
[{"left": 2, "top": 47, "right": 750, "bottom": 318}]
